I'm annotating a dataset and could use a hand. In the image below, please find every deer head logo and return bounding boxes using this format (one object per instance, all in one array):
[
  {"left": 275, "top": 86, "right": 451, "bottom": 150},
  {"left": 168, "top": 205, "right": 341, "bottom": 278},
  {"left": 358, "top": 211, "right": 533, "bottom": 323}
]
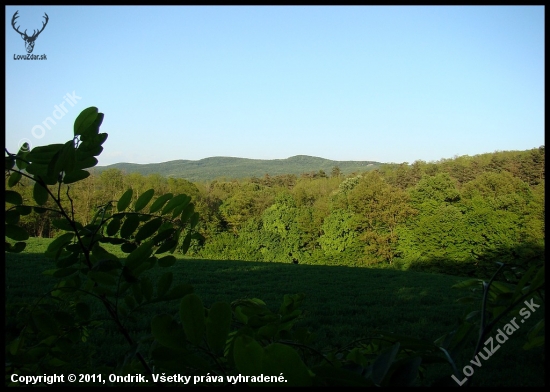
[{"left": 11, "top": 10, "right": 49, "bottom": 54}]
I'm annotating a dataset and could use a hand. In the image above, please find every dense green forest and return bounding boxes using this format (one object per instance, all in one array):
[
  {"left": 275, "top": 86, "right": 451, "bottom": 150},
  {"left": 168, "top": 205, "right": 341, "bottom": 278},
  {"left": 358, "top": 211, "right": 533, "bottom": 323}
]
[{"left": 11, "top": 146, "right": 545, "bottom": 278}]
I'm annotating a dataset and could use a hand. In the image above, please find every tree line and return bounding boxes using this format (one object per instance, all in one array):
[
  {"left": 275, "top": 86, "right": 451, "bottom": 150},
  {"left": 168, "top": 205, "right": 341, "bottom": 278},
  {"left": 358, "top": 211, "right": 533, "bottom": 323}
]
[{"left": 10, "top": 146, "right": 544, "bottom": 278}]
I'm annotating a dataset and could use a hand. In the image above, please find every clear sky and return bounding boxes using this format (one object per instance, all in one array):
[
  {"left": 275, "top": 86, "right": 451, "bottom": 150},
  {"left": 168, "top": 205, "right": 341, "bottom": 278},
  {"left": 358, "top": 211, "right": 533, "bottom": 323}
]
[{"left": 5, "top": 6, "right": 544, "bottom": 166}]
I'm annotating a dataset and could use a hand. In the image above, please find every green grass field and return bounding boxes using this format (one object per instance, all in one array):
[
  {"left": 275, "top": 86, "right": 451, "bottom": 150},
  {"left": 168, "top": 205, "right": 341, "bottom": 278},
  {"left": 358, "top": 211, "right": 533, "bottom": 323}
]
[{"left": 5, "top": 237, "right": 544, "bottom": 386}]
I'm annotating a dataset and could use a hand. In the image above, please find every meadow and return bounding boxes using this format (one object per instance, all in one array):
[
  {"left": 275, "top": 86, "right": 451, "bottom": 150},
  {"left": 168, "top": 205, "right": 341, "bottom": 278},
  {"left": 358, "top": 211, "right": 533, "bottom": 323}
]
[{"left": 5, "top": 237, "right": 544, "bottom": 386}]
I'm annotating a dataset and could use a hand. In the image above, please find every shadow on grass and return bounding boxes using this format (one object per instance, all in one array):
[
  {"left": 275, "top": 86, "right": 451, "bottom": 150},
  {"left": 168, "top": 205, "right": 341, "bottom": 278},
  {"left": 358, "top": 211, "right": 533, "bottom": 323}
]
[{"left": 5, "top": 237, "right": 545, "bottom": 386}]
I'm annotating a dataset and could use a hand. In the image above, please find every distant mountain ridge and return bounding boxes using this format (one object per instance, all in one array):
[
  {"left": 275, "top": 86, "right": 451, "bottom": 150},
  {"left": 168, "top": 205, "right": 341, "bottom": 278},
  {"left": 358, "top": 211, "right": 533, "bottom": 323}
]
[{"left": 93, "top": 155, "right": 383, "bottom": 182}]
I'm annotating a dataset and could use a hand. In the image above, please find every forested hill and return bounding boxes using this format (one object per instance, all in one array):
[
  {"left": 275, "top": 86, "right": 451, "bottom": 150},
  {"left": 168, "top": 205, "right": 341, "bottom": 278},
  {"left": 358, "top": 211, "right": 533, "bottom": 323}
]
[
  {"left": 94, "top": 155, "right": 382, "bottom": 182},
  {"left": 14, "top": 146, "right": 544, "bottom": 278}
]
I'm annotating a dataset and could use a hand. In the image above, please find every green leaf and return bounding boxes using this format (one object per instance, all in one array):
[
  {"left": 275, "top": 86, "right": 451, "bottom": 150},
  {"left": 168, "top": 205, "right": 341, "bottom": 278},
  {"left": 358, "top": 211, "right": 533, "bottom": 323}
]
[
  {"left": 121, "top": 242, "right": 137, "bottom": 253},
  {"left": 161, "top": 194, "right": 189, "bottom": 216},
  {"left": 63, "top": 169, "right": 90, "bottom": 184},
  {"left": 189, "top": 212, "right": 199, "bottom": 229},
  {"left": 117, "top": 189, "right": 133, "bottom": 212},
  {"left": 157, "top": 271, "right": 173, "bottom": 299},
  {"left": 6, "top": 242, "right": 26, "bottom": 253},
  {"left": 52, "top": 267, "right": 78, "bottom": 278},
  {"left": 33, "top": 182, "right": 49, "bottom": 205},
  {"left": 27, "top": 162, "right": 48, "bottom": 180},
  {"left": 206, "top": 302, "right": 232, "bottom": 353},
  {"left": 5, "top": 241, "right": 27, "bottom": 253},
  {"left": 257, "top": 324, "right": 278, "bottom": 340},
  {"left": 46, "top": 148, "right": 62, "bottom": 180},
  {"left": 371, "top": 342, "right": 400, "bottom": 386},
  {"left": 120, "top": 214, "right": 140, "bottom": 239},
  {"left": 81, "top": 131, "right": 108, "bottom": 145},
  {"left": 15, "top": 143, "right": 30, "bottom": 170},
  {"left": 56, "top": 252, "right": 80, "bottom": 268},
  {"left": 181, "top": 232, "right": 192, "bottom": 255},
  {"left": 125, "top": 240, "right": 154, "bottom": 270},
  {"left": 106, "top": 217, "right": 122, "bottom": 236},
  {"left": 5, "top": 224, "right": 29, "bottom": 241},
  {"left": 179, "top": 293, "right": 206, "bottom": 345},
  {"left": 51, "top": 219, "right": 81, "bottom": 232},
  {"left": 262, "top": 343, "right": 313, "bottom": 386},
  {"left": 8, "top": 171, "right": 22, "bottom": 187},
  {"left": 91, "top": 243, "right": 119, "bottom": 262},
  {"left": 76, "top": 143, "right": 103, "bottom": 159},
  {"left": 73, "top": 156, "right": 98, "bottom": 170},
  {"left": 191, "top": 232, "right": 205, "bottom": 243},
  {"left": 158, "top": 255, "right": 176, "bottom": 267},
  {"left": 233, "top": 335, "right": 264, "bottom": 377},
  {"left": 180, "top": 202, "right": 195, "bottom": 223},
  {"left": 29, "top": 167, "right": 58, "bottom": 186},
  {"left": 155, "top": 238, "right": 178, "bottom": 255},
  {"left": 133, "top": 256, "right": 156, "bottom": 278},
  {"left": 164, "top": 284, "right": 194, "bottom": 301},
  {"left": 15, "top": 205, "right": 32, "bottom": 215},
  {"left": 74, "top": 107, "right": 98, "bottom": 137},
  {"left": 151, "top": 314, "right": 187, "bottom": 351},
  {"left": 5, "top": 210, "right": 20, "bottom": 225},
  {"left": 279, "top": 293, "right": 305, "bottom": 315},
  {"left": 171, "top": 195, "right": 192, "bottom": 218},
  {"left": 96, "top": 131, "right": 108, "bottom": 144},
  {"left": 80, "top": 113, "right": 104, "bottom": 139},
  {"left": 98, "top": 237, "right": 126, "bottom": 245},
  {"left": 46, "top": 233, "right": 75, "bottom": 258},
  {"left": 6, "top": 155, "right": 15, "bottom": 170},
  {"left": 152, "top": 227, "right": 176, "bottom": 245},
  {"left": 55, "top": 140, "right": 77, "bottom": 174},
  {"left": 489, "top": 280, "right": 514, "bottom": 295},
  {"left": 26, "top": 144, "right": 64, "bottom": 163},
  {"left": 149, "top": 193, "right": 173, "bottom": 214},
  {"left": 135, "top": 217, "right": 163, "bottom": 242},
  {"left": 134, "top": 189, "right": 155, "bottom": 212},
  {"left": 5, "top": 190, "right": 23, "bottom": 205},
  {"left": 171, "top": 197, "right": 191, "bottom": 218}
]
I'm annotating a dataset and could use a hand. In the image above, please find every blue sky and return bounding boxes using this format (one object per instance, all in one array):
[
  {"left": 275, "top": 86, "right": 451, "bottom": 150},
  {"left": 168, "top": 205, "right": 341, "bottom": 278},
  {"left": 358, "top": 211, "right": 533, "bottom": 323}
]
[{"left": 5, "top": 6, "right": 544, "bottom": 167}]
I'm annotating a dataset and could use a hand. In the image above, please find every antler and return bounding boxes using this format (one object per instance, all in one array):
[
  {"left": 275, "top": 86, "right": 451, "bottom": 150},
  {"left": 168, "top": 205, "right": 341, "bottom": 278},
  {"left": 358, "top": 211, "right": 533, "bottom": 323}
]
[
  {"left": 32, "top": 13, "right": 49, "bottom": 39},
  {"left": 11, "top": 10, "right": 24, "bottom": 36},
  {"left": 11, "top": 10, "right": 49, "bottom": 39}
]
